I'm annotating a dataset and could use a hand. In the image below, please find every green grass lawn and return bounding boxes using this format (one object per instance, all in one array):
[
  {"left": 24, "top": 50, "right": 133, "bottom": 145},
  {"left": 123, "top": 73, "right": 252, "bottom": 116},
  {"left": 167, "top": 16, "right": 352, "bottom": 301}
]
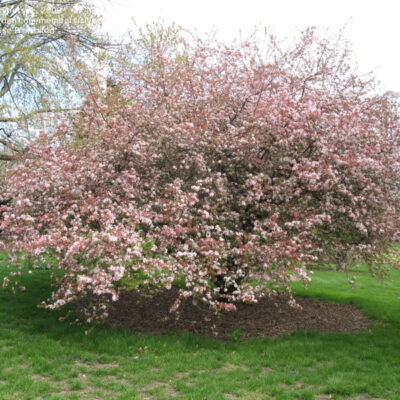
[{"left": 1, "top": 258, "right": 400, "bottom": 399}]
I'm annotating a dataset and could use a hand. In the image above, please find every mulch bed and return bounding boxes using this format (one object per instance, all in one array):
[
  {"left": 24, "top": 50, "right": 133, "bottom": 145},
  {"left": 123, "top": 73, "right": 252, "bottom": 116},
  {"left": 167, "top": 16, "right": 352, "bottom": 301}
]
[{"left": 105, "top": 287, "right": 373, "bottom": 340}]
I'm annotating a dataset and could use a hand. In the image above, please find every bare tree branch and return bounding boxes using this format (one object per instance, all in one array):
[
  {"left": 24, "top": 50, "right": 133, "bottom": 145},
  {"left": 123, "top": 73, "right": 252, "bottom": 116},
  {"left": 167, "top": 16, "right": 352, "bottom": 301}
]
[
  {"left": 0, "top": 65, "right": 21, "bottom": 98},
  {"left": 0, "top": 153, "right": 18, "bottom": 161},
  {"left": 0, "top": 107, "right": 79, "bottom": 123}
]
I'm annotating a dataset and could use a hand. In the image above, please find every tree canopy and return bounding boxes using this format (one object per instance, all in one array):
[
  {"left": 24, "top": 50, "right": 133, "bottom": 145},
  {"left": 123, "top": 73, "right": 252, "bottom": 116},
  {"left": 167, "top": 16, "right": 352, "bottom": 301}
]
[
  {"left": 0, "top": 0, "right": 109, "bottom": 159},
  {"left": 1, "top": 25, "right": 399, "bottom": 321}
]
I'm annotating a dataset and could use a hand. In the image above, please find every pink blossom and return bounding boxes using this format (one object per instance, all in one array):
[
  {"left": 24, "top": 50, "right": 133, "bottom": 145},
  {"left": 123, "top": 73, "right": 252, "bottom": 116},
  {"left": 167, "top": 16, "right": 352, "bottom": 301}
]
[{"left": 0, "top": 26, "right": 399, "bottom": 322}]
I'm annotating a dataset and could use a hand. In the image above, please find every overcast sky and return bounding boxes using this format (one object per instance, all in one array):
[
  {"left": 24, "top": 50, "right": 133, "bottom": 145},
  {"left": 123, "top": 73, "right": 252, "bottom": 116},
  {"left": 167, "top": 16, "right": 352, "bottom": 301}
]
[{"left": 99, "top": 0, "right": 400, "bottom": 93}]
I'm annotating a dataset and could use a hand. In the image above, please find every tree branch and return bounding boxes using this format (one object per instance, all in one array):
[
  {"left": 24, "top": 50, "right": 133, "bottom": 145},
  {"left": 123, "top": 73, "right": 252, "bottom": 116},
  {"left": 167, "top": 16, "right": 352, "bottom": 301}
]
[
  {"left": 0, "top": 107, "right": 79, "bottom": 123},
  {"left": 0, "top": 65, "right": 21, "bottom": 98},
  {"left": 0, "top": 153, "right": 18, "bottom": 161}
]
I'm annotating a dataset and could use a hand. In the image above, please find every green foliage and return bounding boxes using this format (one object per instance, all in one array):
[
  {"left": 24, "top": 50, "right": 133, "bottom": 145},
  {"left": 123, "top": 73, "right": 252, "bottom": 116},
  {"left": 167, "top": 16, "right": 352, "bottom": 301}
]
[{"left": 0, "top": 0, "right": 108, "bottom": 153}]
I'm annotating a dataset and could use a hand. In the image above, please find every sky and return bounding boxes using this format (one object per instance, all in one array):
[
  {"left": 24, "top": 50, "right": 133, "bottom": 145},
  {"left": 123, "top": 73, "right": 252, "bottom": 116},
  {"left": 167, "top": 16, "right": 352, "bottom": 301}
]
[{"left": 99, "top": 0, "right": 400, "bottom": 94}]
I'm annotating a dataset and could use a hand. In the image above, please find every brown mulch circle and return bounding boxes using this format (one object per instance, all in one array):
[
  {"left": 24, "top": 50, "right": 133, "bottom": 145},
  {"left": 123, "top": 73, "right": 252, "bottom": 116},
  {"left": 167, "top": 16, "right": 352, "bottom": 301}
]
[{"left": 105, "top": 287, "right": 373, "bottom": 340}]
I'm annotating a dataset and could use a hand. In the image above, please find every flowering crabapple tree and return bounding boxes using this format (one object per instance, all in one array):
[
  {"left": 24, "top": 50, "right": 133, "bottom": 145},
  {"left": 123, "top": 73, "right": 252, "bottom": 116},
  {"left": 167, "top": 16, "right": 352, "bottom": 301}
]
[{"left": 1, "top": 25, "right": 399, "bottom": 321}]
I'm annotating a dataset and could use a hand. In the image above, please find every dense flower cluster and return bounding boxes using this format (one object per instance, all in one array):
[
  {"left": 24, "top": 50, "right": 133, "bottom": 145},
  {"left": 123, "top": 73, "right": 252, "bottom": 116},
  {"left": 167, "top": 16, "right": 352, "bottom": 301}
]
[{"left": 1, "top": 27, "right": 399, "bottom": 320}]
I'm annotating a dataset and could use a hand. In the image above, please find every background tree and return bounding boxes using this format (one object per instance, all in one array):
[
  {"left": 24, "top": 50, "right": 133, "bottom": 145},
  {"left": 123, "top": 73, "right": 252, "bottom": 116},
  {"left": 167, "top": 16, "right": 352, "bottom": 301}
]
[
  {"left": 0, "top": 0, "right": 109, "bottom": 160},
  {"left": 1, "top": 25, "right": 399, "bottom": 321}
]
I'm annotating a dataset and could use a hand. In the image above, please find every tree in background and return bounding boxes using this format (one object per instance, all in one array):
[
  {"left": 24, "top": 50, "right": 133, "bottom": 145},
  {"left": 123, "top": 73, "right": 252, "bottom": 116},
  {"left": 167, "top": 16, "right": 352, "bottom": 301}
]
[
  {"left": 0, "top": 0, "right": 109, "bottom": 160},
  {"left": 1, "top": 25, "right": 399, "bottom": 321}
]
